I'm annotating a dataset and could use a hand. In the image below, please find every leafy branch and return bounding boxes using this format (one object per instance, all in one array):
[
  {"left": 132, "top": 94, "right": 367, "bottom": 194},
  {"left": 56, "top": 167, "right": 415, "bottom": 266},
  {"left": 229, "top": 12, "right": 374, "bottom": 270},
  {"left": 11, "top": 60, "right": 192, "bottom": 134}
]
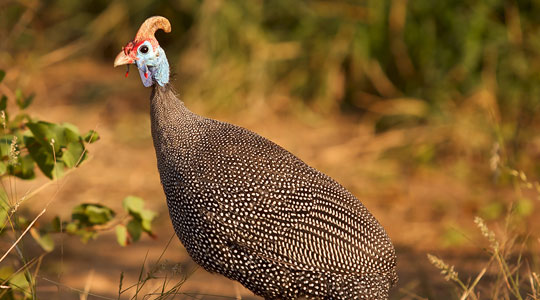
[{"left": 0, "top": 69, "right": 157, "bottom": 300}]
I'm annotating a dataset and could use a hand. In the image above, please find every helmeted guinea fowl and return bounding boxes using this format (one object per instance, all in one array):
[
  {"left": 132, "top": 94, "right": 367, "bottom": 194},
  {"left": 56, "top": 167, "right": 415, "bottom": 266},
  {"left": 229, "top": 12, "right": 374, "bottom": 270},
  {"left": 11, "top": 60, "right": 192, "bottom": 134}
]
[{"left": 114, "top": 16, "right": 397, "bottom": 300}]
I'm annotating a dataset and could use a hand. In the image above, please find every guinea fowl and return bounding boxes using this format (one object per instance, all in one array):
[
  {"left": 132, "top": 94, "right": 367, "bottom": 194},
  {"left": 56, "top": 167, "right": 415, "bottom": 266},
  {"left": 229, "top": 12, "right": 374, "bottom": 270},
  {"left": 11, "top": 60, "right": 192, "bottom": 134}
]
[{"left": 114, "top": 16, "right": 397, "bottom": 300}]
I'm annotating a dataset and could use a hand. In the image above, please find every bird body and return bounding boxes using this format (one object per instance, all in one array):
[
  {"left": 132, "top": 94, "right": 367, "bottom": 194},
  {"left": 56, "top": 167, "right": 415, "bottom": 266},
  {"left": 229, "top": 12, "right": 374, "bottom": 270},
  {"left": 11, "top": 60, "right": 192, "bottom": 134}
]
[{"left": 115, "top": 16, "right": 397, "bottom": 300}]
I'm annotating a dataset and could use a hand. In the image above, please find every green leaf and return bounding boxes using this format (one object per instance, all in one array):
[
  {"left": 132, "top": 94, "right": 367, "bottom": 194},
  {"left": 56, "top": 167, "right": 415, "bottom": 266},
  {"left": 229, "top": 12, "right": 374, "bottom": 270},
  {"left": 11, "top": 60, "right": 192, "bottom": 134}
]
[
  {"left": 140, "top": 210, "right": 156, "bottom": 232},
  {"left": 84, "top": 130, "right": 100, "bottom": 143},
  {"left": 26, "top": 136, "right": 55, "bottom": 179},
  {"left": 62, "top": 147, "right": 76, "bottom": 168},
  {"left": 115, "top": 225, "right": 129, "bottom": 246},
  {"left": 50, "top": 161, "right": 65, "bottom": 179},
  {"left": 85, "top": 204, "right": 115, "bottom": 225},
  {"left": 71, "top": 203, "right": 115, "bottom": 227},
  {"left": 10, "top": 154, "right": 35, "bottom": 180},
  {"left": 27, "top": 121, "right": 62, "bottom": 149},
  {"left": 15, "top": 89, "right": 34, "bottom": 110},
  {"left": 26, "top": 121, "right": 88, "bottom": 172},
  {"left": 6, "top": 268, "right": 30, "bottom": 293},
  {"left": 0, "top": 188, "right": 9, "bottom": 230},
  {"left": 67, "top": 206, "right": 102, "bottom": 243},
  {"left": 123, "top": 196, "right": 145, "bottom": 214},
  {"left": 76, "top": 229, "right": 97, "bottom": 243},
  {"left": 0, "top": 266, "right": 30, "bottom": 294},
  {"left": 0, "top": 135, "right": 15, "bottom": 158},
  {"left": 122, "top": 196, "right": 156, "bottom": 234},
  {"left": 127, "top": 219, "right": 142, "bottom": 242},
  {"left": 51, "top": 216, "right": 61, "bottom": 232},
  {"left": 140, "top": 209, "right": 156, "bottom": 220},
  {"left": 0, "top": 70, "right": 5, "bottom": 83},
  {"left": 63, "top": 123, "right": 81, "bottom": 137},
  {"left": 0, "top": 265, "right": 14, "bottom": 278},
  {"left": 0, "top": 95, "right": 7, "bottom": 111},
  {"left": 141, "top": 219, "right": 153, "bottom": 233},
  {"left": 30, "top": 228, "right": 54, "bottom": 252},
  {"left": 0, "top": 187, "right": 7, "bottom": 202},
  {"left": 63, "top": 141, "right": 86, "bottom": 168},
  {"left": 8, "top": 113, "right": 32, "bottom": 131},
  {"left": 28, "top": 121, "right": 77, "bottom": 148},
  {"left": 65, "top": 222, "right": 78, "bottom": 234},
  {"left": 71, "top": 204, "right": 86, "bottom": 221},
  {"left": 0, "top": 161, "right": 7, "bottom": 176}
]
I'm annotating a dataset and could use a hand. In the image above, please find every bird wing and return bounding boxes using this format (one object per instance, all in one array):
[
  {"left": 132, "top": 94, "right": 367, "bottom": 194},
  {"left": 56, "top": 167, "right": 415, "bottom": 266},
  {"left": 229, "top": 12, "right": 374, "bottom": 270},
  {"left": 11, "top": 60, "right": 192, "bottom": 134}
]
[{"left": 192, "top": 120, "right": 396, "bottom": 277}]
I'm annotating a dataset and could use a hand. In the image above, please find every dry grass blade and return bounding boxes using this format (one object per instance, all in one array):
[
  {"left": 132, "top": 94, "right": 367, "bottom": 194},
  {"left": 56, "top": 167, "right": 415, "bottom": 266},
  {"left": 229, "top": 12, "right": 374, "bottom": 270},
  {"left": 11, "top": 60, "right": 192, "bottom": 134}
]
[
  {"left": 459, "top": 267, "right": 487, "bottom": 300},
  {"left": 0, "top": 254, "right": 43, "bottom": 298},
  {"left": 0, "top": 206, "right": 47, "bottom": 264},
  {"left": 528, "top": 268, "right": 538, "bottom": 299},
  {"left": 80, "top": 269, "right": 95, "bottom": 300},
  {"left": 0, "top": 149, "right": 76, "bottom": 264}
]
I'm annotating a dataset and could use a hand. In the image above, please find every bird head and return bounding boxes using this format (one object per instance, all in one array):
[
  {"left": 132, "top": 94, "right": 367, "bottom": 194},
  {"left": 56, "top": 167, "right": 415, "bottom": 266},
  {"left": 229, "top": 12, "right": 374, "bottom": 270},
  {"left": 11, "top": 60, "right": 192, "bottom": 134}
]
[{"left": 114, "top": 16, "right": 171, "bottom": 87}]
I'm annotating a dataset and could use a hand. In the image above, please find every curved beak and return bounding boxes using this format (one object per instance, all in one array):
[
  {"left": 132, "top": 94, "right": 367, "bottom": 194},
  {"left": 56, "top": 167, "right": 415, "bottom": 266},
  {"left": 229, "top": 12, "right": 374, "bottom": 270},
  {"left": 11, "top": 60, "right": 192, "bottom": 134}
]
[{"left": 114, "top": 51, "right": 134, "bottom": 67}]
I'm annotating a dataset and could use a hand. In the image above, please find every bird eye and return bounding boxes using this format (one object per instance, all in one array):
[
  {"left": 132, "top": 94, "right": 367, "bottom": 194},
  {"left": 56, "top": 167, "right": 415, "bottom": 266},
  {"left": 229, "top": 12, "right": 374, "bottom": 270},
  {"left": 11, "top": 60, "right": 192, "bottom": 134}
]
[{"left": 140, "top": 45, "right": 149, "bottom": 54}]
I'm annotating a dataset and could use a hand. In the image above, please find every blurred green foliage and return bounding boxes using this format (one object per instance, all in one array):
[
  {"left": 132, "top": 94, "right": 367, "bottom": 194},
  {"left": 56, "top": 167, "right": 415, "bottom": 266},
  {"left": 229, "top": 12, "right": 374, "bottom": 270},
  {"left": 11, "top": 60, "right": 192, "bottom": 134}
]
[
  {"left": 119, "top": 196, "right": 157, "bottom": 245},
  {"left": 2, "top": 0, "right": 539, "bottom": 165},
  {"left": 0, "top": 69, "right": 96, "bottom": 180},
  {"left": 2, "top": 0, "right": 539, "bottom": 114}
]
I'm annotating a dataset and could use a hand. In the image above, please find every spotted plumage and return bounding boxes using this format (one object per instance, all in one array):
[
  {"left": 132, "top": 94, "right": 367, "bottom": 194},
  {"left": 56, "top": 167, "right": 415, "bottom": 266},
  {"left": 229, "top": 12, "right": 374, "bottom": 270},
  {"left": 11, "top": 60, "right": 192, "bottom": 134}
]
[{"left": 115, "top": 16, "right": 397, "bottom": 300}]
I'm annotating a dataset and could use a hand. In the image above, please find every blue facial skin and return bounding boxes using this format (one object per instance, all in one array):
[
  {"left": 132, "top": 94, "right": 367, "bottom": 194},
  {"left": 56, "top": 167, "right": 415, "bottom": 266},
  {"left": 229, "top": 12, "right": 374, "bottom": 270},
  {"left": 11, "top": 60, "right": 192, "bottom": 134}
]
[{"left": 135, "top": 40, "right": 170, "bottom": 87}]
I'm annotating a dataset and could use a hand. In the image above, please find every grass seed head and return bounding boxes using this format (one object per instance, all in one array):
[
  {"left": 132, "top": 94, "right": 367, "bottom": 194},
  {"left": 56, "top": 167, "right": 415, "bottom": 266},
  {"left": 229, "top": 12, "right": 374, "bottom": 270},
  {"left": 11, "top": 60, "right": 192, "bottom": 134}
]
[
  {"left": 427, "top": 254, "right": 459, "bottom": 281},
  {"left": 8, "top": 135, "right": 19, "bottom": 166},
  {"left": 474, "top": 216, "right": 499, "bottom": 250}
]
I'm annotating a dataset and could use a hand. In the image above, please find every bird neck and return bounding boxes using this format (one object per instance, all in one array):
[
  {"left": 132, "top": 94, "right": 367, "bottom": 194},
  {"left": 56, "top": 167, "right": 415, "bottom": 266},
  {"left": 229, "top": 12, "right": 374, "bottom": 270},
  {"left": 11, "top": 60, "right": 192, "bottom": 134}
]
[
  {"left": 150, "top": 84, "right": 190, "bottom": 129},
  {"left": 149, "top": 84, "right": 201, "bottom": 160}
]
